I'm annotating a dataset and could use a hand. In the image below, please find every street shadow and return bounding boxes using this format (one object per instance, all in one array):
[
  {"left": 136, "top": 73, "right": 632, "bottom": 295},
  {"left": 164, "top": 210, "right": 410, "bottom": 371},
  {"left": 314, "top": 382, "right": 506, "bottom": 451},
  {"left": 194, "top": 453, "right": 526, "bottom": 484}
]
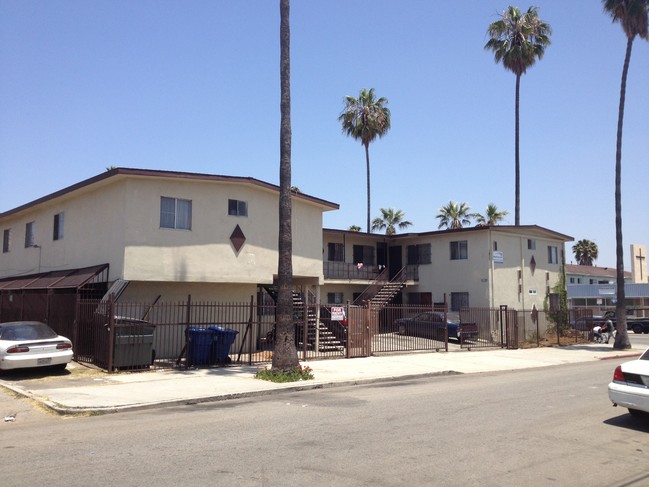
[
  {"left": 0, "top": 366, "right": 71, "bottom": 382},
  {"left": 604, "top": 412, "right": 649, "bottom": 432}
]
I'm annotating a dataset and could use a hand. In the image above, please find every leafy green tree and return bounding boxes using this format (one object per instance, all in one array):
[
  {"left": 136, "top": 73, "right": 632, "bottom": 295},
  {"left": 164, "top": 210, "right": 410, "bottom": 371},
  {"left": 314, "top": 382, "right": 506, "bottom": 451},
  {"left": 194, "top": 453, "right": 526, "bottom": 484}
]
[
  {"left": 338, "top": 88, "right": 391, "bottom": 234},
  {"left": 273, "top": 0, "right": 299, "bottom": 372},
  {"left": 603, "top": 0, "right": 648, "bottom": 350},
  {"left": 485, "top": 6, "right": 551, "bottom": 226},
  {"left": 572, "top": 239, "right": 599, "bottom": 266},
  {"left": 371, "top": 208, "right": 413, "bottom": 235},
  {"left": 436, "top": 201, "right": 472, "bottom": 229},
  {"left": 348, "top": 225, "right": 362, "bottom": 232},
  {"left": 473, "top": 203, "right": 509, "bottom": 226}
]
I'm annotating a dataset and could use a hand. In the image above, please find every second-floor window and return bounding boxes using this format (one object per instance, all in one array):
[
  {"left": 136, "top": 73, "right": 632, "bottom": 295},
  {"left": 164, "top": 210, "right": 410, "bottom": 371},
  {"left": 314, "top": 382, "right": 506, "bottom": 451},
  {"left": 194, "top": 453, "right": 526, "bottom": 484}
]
[
  {"left": 160, "top": 197, "right": 192, "bottom": 230},
  {"left": 327, "top": 242, "right": 344, "bottom": 262},
  {"left": 548, "top": 245, "right": 558, "bottom": 264},
  {"left": 407, "top": 244, "right": 432, "bottom": 265},
  {"left": 2, "top": 229, "right": 10, "bottom": 253},
  {"left": 353, "top": 245, "right": 375, "bottom": 266},
  {"left": 53, "top": 212, "right": 64, "bottom": 241},
  {"left": 228, "top": 199, "right": 248, "bottom": 217},
  {"left": 528, "top": 239, "right": 536, "bottom": 250},
  {"left": 450, "top": 240, "right": 468, "bottom": 260},
  {"left": 25, "top": 221, "right": 35, "bottom": 247}
]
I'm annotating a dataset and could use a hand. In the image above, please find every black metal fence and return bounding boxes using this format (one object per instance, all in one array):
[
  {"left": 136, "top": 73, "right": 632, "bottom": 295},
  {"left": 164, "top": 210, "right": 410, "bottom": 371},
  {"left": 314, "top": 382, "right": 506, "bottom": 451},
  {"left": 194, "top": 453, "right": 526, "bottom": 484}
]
[{"left": 4, "top": 294, "right": 599, "bottom": 372}]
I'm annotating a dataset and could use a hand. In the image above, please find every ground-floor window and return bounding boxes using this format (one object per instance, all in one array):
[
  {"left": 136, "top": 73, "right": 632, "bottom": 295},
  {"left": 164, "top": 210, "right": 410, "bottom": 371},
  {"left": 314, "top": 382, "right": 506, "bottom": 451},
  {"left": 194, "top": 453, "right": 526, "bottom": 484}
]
[
  {"left": 407, "top": 292, "right": 432, "bottom": 305},
  {"left": 450, "top": 292, "right": 469, "bottom": 311},
  {"left": 327, "top": 292, "right": 344, "bottom": 304}
]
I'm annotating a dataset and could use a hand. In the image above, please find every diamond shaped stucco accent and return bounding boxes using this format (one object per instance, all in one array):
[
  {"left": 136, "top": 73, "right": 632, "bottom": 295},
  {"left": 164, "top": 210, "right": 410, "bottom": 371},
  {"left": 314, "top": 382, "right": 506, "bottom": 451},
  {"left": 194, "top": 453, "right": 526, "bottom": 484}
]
[{"left": 230, "top": 225, "right": 246, "bottom": 253}]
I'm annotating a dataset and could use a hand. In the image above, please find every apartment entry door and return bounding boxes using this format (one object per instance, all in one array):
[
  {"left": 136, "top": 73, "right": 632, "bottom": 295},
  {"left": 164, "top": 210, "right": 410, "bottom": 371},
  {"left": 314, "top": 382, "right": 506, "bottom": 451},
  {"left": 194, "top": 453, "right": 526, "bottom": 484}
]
[{"left": 388, "top": 246, "right": 402, "bottom": 280}]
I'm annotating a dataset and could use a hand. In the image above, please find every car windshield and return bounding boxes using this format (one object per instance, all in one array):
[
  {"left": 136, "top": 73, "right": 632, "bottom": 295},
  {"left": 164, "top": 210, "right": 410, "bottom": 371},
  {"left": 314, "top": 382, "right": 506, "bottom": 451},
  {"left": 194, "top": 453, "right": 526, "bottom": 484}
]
[
  {"left": 640, "top": 349, "right": 649, "bottom": 361},
  {"left": 0, "top": 323, "right": 58, "bottom": 341}
]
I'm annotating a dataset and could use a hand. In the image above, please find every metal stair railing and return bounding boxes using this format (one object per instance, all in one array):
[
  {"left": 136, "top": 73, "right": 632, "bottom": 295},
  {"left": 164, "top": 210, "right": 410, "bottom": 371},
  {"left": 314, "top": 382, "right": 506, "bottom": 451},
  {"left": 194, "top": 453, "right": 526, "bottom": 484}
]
[
  {"left": 353, "top": 266, "right": 410, "bottom": 306},
  {"left": 351, "top": 268, "right": 390, "bottom": 305}
]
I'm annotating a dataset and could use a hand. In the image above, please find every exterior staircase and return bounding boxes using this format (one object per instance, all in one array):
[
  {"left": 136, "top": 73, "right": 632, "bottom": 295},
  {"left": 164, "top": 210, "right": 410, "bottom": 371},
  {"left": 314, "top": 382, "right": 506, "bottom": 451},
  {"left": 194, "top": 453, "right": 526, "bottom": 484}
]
[
  {"left": 353, "top": 266, "right": 409, "bottom": 308},
  {"left": 368, "top": 280, "right": 406, "bottom": 308},
  {"left": 263, "top": 286, "right": 345, "bottom": 353}
]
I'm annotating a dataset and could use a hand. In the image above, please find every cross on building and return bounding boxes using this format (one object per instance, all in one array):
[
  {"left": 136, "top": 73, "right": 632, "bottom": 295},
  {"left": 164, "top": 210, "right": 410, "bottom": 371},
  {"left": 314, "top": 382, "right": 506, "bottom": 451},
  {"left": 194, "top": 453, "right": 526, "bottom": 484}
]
[{"left": 636, "top": 247, "right": 646, "bottom": 281}]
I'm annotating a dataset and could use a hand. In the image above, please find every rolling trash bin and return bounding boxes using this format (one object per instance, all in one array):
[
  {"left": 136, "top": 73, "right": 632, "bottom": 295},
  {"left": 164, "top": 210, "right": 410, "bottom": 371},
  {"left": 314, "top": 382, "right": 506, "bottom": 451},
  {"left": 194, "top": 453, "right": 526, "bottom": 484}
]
[
  {"left": 185, "top": 327, "right": 218, "bottom": 366},
  {"left": 113, "top": 318, "right": 156, "bottom": 369},
  {"left": 208, "top": 326, "right": 239, "bottom": 365}
]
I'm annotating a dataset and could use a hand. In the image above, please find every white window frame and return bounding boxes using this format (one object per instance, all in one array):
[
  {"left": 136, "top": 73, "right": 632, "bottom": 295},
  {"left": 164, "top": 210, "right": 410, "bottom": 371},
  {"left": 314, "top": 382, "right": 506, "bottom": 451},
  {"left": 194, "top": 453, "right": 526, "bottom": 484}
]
[
  {"left": 228, "top": 199, "right": 248, "bottom": 217},
  {"left": 450, "top": 240, "right": 468, "bottom": 260},
  {"left": 160, "top": 197, "right": 192, "bottom": 230},
  {"left": 25, "top": 221, "right": 35, "bottom": 248},
  {"left": 53, "top": 212, "right": 64, "bottom": 241},
  {"left": 2, "top": 229, "right": 10, "bottom": 253}
]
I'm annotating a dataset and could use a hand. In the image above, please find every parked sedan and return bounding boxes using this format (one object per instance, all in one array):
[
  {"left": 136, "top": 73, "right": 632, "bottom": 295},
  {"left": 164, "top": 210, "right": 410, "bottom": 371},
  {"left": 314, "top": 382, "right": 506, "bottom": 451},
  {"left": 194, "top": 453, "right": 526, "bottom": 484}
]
[
  {"left": 0, "top": 321, "right": 73, "bottom": 372},
  {"left": 395, "top": 312, "right": 478, "bottom": 341},
  {"left": 608, "top": 348, "right": 649, "bottom": 418}
]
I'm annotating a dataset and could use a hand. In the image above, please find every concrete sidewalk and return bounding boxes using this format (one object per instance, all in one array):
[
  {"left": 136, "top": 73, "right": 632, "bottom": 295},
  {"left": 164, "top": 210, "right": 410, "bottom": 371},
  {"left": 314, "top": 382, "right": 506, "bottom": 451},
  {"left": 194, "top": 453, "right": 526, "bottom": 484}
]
[{"left": 0, "top": 344, "right": 643, "bottom": 415}]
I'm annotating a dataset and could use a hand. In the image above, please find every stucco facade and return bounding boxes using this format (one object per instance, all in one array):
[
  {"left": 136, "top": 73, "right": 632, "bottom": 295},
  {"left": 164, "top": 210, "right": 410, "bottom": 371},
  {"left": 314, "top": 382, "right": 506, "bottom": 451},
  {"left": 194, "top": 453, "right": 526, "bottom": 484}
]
[
  {"left": 322, "top": 225, "right": 572, "bottom": 311},
  {"left": 0, "top": 168, "right": 338, "bottom": 302}
]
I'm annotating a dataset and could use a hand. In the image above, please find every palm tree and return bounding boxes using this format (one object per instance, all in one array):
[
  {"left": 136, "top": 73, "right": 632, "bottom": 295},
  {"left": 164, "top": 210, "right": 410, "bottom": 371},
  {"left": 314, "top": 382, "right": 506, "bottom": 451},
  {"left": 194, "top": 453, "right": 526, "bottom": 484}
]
[
  {"left": 348, "top": 225, "right": 362, "bottom": 232},
  {"left": 273, "top": 0, "right": 299, "bottom": 372},
  {"left": 485, "top": 6, "right": 551, "bottom": 226},
  {"left": 572, "top": 239, "right": 599, "bottom": 266},
  {"left": 603, "top": 0, "right": 648, "bottom": 350},
  {"left": 371, "top": 208, "right": 413, "bottom": 235},
  {"left": 474, "top": 203, "right": 509, "bottom": 226},
  {"left": 338, "top": 88, "right": 391, "bottom": 234},
  {"left": 436, "top": 201, "right": 472, "bottom": 230}
]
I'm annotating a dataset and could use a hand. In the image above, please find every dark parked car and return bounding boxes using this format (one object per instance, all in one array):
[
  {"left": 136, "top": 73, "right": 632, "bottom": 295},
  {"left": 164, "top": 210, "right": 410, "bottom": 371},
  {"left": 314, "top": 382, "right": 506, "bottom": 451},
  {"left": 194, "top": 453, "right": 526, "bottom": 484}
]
[
  {"left": 570, "top": 315, "right": 602, "bottom": 331},
  {"left": 395, "top": 312, "right": 478, "bottom": 341}
]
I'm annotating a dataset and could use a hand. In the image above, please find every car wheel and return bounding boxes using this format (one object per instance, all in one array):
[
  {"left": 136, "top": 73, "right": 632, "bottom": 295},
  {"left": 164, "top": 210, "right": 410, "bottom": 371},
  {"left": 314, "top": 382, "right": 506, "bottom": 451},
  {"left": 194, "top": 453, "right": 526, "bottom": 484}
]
[{"left": 632, "top": 324, "right": 643, "bottom": 334}]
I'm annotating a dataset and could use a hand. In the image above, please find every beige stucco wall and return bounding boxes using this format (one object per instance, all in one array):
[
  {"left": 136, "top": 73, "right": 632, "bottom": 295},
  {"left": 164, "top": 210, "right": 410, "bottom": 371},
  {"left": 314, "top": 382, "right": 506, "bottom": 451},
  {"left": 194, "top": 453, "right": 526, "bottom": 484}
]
[
  {"left": 119, "top": 177, "right": 324, "bottom": 284},
  {"left": 490, "top": 229, "right": 564, "bottom": 311},
  {"left": 120, "top": 281, "right": 259, "bottom": 303},
  {"left": 0, "top": 179, "right": 127, "bottom": 279},
  {"left": 0, "top": 174, "right": 328, "bottom": 293},
  {"left": 321, "top": 227, "right": 568, "bottom": 310}
]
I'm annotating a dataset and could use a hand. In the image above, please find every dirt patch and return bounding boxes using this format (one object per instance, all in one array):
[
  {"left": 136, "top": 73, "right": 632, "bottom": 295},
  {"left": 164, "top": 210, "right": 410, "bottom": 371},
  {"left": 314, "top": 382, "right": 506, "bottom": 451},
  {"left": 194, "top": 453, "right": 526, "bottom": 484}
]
[{"left": 519, "top": 330, "right": 590, "bottom": 349}]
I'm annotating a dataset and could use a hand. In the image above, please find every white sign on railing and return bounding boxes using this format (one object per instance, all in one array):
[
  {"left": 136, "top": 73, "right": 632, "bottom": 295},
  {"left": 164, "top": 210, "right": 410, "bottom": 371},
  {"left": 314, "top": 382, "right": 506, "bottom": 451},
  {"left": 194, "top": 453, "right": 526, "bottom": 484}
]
[{"left": 331, "top": 307, "right": 346, "bottom": 321}]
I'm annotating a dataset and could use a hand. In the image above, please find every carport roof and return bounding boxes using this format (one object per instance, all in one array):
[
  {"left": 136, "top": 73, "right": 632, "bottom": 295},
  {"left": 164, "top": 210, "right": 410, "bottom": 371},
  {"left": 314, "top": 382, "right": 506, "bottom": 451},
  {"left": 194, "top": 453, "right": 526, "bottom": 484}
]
[{"left": 0, "top": 264, "right": 109, "bottom": 291}]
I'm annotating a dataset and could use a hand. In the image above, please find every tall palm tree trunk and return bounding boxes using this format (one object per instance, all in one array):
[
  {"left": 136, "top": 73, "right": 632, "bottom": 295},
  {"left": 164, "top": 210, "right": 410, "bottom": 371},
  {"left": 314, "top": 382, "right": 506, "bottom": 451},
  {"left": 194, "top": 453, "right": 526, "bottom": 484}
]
[
  {"left": 364, "top": 142, "right": 371, "bottom": 234},
  {"left": 613, "top": 37, "right": 633, "bottom": 350},
  {"left": 273, "top": 0, "right": 298, "bottom": 370},
  {"left": 514, "top": 73, "right": 521, "bottom": 226}
]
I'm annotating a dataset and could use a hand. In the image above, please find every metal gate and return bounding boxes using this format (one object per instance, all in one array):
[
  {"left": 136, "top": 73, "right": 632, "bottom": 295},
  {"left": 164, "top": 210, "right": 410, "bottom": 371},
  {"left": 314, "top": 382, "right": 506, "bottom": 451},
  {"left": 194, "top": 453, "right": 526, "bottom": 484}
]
[{"left": 345, "top": 305, "right": 371, "bottom": 357}]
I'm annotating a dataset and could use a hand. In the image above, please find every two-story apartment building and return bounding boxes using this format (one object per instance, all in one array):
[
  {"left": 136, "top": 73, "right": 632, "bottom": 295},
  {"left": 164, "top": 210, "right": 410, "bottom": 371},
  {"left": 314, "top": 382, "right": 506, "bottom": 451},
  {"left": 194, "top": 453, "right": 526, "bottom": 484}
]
[
  {"left": 1, "top": 167, "right": 576, "bottom": 317},
  {"left": 322, "top": 225, "right": 573, "bottom": 312},
  {"left": 0, "top": 168, "right": 338, "bottom": 305}
]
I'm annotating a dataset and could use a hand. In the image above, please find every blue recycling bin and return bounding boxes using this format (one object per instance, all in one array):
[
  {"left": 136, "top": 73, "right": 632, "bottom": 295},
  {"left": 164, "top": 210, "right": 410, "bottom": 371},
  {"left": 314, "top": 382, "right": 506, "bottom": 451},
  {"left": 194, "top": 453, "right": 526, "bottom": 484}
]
[
  {"left": 185, "top": 327, "right": 217, "bottom": 366},
  {"left": 208, "top": 326, "right": 239, "bottom": 364}
]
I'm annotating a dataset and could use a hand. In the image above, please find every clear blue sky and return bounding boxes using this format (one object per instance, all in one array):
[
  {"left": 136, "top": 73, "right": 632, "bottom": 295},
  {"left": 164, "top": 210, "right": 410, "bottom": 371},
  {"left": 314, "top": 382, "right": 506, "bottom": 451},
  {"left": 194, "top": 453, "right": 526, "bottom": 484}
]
[{"left": 1, "top": 1, "right": 647, "bottom": 269}]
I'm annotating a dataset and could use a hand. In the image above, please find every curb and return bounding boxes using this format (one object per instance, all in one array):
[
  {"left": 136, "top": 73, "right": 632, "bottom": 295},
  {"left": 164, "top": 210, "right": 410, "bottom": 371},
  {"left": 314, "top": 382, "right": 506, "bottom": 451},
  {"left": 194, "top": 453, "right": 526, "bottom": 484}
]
[{"left": 1, "top": 370, "right": 462, "bottom": 416}]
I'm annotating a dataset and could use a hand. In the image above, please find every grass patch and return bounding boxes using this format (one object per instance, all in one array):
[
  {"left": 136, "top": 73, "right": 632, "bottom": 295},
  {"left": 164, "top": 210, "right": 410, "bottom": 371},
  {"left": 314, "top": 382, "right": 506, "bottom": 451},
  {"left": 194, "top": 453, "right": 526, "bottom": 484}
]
[{"left": 254, "top": 364, "right": 314, "bottom": 383}]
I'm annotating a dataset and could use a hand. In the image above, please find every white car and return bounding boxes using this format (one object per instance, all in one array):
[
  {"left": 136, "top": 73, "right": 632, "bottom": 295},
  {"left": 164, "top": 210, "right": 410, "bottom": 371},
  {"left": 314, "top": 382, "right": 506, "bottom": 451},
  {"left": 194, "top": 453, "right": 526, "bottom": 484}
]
[
  {"left": 608, "top": 348, "right": 649, "bottom": 418},
  {"left": 0, "top": 321, "right": 73, "bottom": 372}
]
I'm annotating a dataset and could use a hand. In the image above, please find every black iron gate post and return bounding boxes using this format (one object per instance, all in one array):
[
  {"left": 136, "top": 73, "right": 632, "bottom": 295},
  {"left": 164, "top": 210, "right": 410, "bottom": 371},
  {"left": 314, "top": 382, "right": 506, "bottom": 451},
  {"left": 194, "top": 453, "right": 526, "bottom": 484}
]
[
  {"left": 499, "top": 305, "right": 507, "bottom": 349},
  {"left": 107, "top": 294, "right": 116, "bottom": 372}
]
